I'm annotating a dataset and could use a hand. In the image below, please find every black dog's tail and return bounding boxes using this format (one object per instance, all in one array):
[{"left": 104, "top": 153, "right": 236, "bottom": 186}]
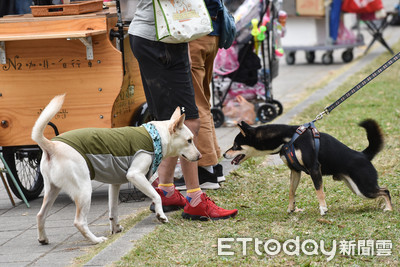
[{"left": 359, "top": 119, "right": 384, "bottom": 161}]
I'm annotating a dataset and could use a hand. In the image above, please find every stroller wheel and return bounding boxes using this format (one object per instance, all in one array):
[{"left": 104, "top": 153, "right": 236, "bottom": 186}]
[
  {"left": 270, "top": 100, "right": 283, "bottom": 116},
  {"left": 257, "top": 103, "right": 277, "bottom": 123},
  {"left": 211, "top": 108, "right": 225, "bottom": 128},
  {"left": 322, "top": 52, "right": 333, "bottom": 65},
  {"left": 286, "top": 52, "right": 295, "bottom": 65},
  {"left": 305, "top": 51, "right": 315, "bottom": 64},
  {"left": 342, "top": 49, "right": 353, "bottom": 63}
]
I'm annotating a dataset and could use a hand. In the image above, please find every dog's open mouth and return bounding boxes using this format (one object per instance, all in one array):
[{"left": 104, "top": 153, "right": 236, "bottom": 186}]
[{"left": 232, "top": 154, "right": 245, "bottom": 165}]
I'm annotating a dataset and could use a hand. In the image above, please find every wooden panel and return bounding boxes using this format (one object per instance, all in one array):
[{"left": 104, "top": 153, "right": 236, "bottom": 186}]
[
  {"left": 0, "top": 9, "right": 115, "bottom": 23},
  {"left": 0, "top": 11, "right": 148, "bottom": 147},
  {"left": 111, "top": 33, "right": 146, "bottom": 127},
  {"left": 0, "top": 17, "right": 108, "bottom": 37},
  {"left": 0, "top": 29, "right": 107, "bottom": 41},
  {"left": 0, "top": 32, "right": 123, "bottom": 146},
  {"left": 30, "top": 0, "right": 103, "bottom": 17}
]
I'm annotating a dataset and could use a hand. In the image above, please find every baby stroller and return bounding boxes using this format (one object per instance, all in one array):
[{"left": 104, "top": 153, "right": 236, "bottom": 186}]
[{"left": 211, "top": 0, "right": 284, "bottom": 127}]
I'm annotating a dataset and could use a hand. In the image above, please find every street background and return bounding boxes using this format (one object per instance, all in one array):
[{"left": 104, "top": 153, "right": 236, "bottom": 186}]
[{"left": 1, "top": 3, "right": 399, "bottom": 265}]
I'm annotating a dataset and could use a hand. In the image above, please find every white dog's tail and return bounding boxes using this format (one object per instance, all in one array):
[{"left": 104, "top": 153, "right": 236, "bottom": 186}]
[{"left": 32, "top": 94, "right": 65, "bottom": 153}]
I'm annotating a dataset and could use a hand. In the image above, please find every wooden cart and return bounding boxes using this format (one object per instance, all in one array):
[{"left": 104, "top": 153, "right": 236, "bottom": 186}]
[{"left": 0, "top": 7, "right": 148, "bottom": 201}]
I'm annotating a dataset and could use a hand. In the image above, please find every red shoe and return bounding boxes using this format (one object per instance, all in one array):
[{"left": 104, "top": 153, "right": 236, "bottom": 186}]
[
  {"left": 151, "top": 177, "right": 159, "bottom": 188},
  {"left": 182, "top": 193, "right": 238, "bottom": 221},
  {"left": 150, "top": 188, "right": 187, "bottom": 212}
]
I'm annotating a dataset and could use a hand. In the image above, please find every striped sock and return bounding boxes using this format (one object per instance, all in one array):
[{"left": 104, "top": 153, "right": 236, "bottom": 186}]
[
  {"left": 186, "top": 188, "right": 202, "bottom": 207},
  {"left": 158, "top": 183, "right": 175, "bottom": 198}
]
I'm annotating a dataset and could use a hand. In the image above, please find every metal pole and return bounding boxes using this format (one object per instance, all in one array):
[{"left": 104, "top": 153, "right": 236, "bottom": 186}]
[{"left": 0, "top": 153, "right": 30, "bottom": 208}]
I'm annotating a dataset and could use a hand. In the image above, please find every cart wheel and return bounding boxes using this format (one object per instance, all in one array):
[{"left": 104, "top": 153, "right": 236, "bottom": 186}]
[
  {"left": 342, "top": 49, "right": 353, "bottom": 63},
  {"left": 285, "top": 52, "right": 295, "bottom": 65},
  {"left": 257, "top": 103, "right": 277, "bottom": 123},
  {"left": 211, "top": 108, "right": 224, "bottom": 128},
  {"left": 2, "top": 146, "right": 44, "bottom": 200},
  {"left": 270, "top": 99, "right": 283, "bottom": 116},
  {"left": 322, "top": 52, "right": 333, "bottom": 65},
  {"left": 305, "top": 51, "right": 315, "bottom": 64},
  {"left": 130, "top": 102, "right": 154, "bottom": 126}
]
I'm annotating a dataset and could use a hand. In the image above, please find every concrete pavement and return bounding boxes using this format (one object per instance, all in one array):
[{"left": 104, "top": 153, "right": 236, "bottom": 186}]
[{"left": 1, "top": 18, "right": 399, "bottom": 266}]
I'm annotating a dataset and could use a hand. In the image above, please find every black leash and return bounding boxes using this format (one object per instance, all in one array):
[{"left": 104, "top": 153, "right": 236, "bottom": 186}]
[{"left": 314, "top": 51, "right": 400, "bottom": 122}]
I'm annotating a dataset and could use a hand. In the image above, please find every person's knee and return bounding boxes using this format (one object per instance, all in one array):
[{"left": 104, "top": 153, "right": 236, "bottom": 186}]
[{"left": 184, "top": 118, "right": 200, "bottom": 136}]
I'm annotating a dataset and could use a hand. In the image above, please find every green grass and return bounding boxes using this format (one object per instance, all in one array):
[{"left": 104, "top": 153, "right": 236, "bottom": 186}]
[
  {"left": 72, "top": 209, "right": 151, "bottom": 266},
  {"left": 110, "top": 45, "right": 400, "bottom": 266}
]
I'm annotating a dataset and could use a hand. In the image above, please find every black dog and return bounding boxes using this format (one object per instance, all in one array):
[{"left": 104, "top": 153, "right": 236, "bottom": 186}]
[{"left": 224, "top": 119, "right": 392, "bottom": 215}]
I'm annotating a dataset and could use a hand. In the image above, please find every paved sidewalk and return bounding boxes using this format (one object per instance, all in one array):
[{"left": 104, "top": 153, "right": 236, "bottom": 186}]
[
  {"left": 0, "top": 181, "right": 152, "bottom": 266},
  {"left": 1, "top": 20, "right": 399, "bottom": 267}
]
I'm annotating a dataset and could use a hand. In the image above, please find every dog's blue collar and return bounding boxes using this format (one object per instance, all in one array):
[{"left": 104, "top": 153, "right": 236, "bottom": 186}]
[{"left": 142, "top": 123, "right": 163, "bottom": 174}]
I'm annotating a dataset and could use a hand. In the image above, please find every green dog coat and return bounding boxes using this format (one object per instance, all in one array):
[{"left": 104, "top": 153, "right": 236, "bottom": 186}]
[{"left": 52, "top": 123, "right": 162, "bottom": 184}]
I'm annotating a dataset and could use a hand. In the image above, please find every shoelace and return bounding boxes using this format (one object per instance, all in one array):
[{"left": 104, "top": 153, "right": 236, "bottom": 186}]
[{"left": 203, "top": 194, "right": 224, "bottom": 210}]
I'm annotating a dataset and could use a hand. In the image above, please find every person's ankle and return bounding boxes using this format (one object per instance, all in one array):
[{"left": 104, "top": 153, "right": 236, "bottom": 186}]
[
  {"left": 186, "top": 188, "right": 202, "bottom": 207},
  {"left": 158, "top": 183, "right": 175, "bottom": 198}
]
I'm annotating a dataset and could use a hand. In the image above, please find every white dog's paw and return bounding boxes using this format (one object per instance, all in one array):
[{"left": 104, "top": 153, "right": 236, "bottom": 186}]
[
  {"left": 294, "top": 207, "right": 304, "bottom": 213},
  {"left": 156, "top": 213, "right": 169, "bottom": 224},
  {"left": 111, "top": 224, "right": 124, "bottom": 234},
  {"left": 287, "top": 205, "right": 295, "bottom": 213},
  {"left": 38, "top": 237, "right": 49, "bottom": 245},
  {"left": 287, "top": 206, "right": 304, "bottom": 213},
  {"left": 319, "top": 206, "right": 328, "bottom": 216},
  {"left": 93, "top": 236, "right": 108, "bottom": 244}
]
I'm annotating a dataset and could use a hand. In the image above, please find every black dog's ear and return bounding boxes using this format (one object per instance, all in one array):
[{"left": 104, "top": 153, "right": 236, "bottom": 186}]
[{"left": 237, "top": 121, "right": 252, "bottom": 137}]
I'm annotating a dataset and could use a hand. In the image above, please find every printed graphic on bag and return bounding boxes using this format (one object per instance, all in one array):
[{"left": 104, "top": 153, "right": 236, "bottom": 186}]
[{"left": 169, "top": 1, "right": 198, "bottom": 21}]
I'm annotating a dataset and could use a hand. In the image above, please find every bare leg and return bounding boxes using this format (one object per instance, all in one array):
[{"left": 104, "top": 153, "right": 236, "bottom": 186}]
[
  {"left": 180, "top": 118, "right": 200, "bottom": 190},
  {"left": 157, "top": 156, "right": 178, "bottom": 185},
  {"left": 157, "top": 118, "right": 201, "bottom": 190}
]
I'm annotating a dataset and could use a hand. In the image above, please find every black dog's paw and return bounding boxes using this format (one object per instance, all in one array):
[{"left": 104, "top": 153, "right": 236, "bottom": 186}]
[{"left": 319, "top": 206, "right": 328, "bottom": 216}]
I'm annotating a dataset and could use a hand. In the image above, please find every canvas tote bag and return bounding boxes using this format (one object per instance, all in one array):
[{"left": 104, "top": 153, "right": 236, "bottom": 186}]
[{"left": 154, "top": 0, "right": 213, "bottom": 43}]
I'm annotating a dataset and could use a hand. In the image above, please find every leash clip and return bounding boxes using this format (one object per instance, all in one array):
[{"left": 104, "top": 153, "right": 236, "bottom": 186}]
[{"left": 314, "top": 108, "right": 329, "bottom": 122}]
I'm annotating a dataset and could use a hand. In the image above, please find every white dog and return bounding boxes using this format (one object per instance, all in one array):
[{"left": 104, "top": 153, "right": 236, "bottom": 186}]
[{"left": 32, "top": 94, "right": 201, "bottom": 244}]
